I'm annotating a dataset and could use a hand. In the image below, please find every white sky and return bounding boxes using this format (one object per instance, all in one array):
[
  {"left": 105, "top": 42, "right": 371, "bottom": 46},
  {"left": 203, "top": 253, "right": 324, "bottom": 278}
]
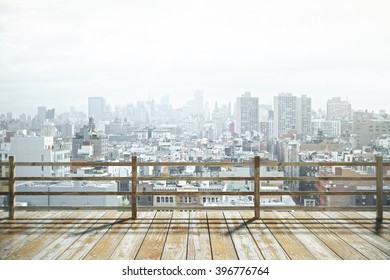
[{"left": 0, "top": 0, "right": 389, "bottom": 116}]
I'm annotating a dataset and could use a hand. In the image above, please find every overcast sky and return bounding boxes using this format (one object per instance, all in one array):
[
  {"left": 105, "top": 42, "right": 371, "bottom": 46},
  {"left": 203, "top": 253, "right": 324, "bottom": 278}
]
[{"left": 0, "top": 0, "right": 389, "bottom": 116}]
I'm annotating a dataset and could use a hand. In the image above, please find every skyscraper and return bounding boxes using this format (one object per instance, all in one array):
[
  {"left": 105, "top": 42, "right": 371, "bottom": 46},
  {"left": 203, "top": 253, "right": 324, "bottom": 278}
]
[
  {"left": 194, "top": 91, "right": 204, "bottom": 115},
  {"left": 88, "top": 97, "right": 106, "bottom": 122},
  {"left": 235, "top": 92, "right": 259, "bottom": 135},
  {"left": 37, "top": 106, "right": 46, "bottom": 123},
  {"left": 273, "top": 93, "right": 311, "bottom": 138}
]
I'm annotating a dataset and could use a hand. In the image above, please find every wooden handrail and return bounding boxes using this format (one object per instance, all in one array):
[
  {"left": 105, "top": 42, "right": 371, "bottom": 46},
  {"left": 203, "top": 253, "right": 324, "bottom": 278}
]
[{"left": 0, "top": 156, "right": 388, "bottom": 222}]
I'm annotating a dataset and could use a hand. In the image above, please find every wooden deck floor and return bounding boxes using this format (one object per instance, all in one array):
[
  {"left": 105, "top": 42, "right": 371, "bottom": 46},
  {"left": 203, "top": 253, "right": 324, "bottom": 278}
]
[{"left": 1, "top": 211, "right": 389, "bottom": 260}]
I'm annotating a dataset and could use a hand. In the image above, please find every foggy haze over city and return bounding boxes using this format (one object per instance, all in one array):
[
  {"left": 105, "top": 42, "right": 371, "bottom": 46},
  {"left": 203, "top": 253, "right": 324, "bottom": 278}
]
[
  {"left": 2, "top": 1, "right": 390, "bottom": 266},
  {"left": 1, "top": 0, "right": 390, "bottom": 116}
]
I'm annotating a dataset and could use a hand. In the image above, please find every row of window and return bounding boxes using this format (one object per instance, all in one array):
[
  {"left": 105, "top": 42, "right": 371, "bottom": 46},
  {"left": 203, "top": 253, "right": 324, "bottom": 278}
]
[
  {"left": 156, "top": 196, "right": 174, "bottom": 203},
  {"left": 155, "top": 196, "right": 221, "bottom": 203}
]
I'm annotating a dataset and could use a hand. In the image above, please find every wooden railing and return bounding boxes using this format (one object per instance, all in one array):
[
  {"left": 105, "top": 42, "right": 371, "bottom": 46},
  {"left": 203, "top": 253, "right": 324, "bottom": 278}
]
[{"left": 0, "top": 156, "right": 389, "bottom": 222}]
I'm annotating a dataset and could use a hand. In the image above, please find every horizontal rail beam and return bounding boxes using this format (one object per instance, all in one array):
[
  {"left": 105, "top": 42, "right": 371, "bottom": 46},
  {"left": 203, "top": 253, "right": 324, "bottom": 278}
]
[
  {"left": 7, "top": 161, "right": 382, "bottom": 167},
  {"left": 10, "top": 205, "right": 388, "bottom": 212},
  {"left": 9, "top": 175, "right": 382, "bottom": 182},
  {"left": 0, "top": 190, "right": 382, "bottom": 196}
]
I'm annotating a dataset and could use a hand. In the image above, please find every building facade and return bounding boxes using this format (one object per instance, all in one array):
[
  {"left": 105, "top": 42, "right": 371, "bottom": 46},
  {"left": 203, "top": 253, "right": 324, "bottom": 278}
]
[{"left": 235, "top": 92, "right": 259, "bottom": 135}]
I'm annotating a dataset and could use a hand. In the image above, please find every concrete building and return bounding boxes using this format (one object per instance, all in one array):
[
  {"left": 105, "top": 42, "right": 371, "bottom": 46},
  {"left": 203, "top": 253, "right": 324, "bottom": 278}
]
[
  {"left": 353, "top": 119, "right": 390, "bottom": 148},
  {"left": 235, "top": 92, "right": 259, "bottom": 135},
  {"left": 311, "top": 119, "right": 341, "bottom": 137},
  {"left": 327, "top": 97, "right": 352, "bottom": 120},
  {"left": 10, "top": 136, "right": 71, "bottom": 177},
  {"left": 273, "top": 93, "right": 311, "bottom": 139},
  {"left": 13, "top": 181, "right": 118, "bottom": 207},
  {"left": 72, "top": 117, "right": 108, "bottom": 159}
]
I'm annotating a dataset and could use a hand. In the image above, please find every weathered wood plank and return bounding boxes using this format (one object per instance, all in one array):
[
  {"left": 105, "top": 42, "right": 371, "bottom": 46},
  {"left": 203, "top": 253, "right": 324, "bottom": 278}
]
[
  {"left": 340, "top": 211, "right": 390, "bottom": 241},
  {"left": 207, "top": 212, "right": 238, "bottom": 260},
  {"left": 260, "top": 212, "right": 316, "bottom": 260},
  {"left": 187, "top": 212, "right": 212, "bottom": 260},
  {"left": 324, "top": 211, "right": 390, "bottom": 256},
  {"left": 224, "top": 212, "right": 264, "bottom": 260},
  {"left": 273, "top": 211, "right": 341, "bottom": 259},
  {"left": 161, "top": 211, "right": 189, "bottom": 260},
  {"left": 135, "top": 212, "right": 172, "bottom": 260},
  {"left": 56, "top": 211, "right": 122, "bottom": 260},
  {"left": 291, "top": 211, "right": 366, "bottom": 260},
  {"left": 0, "top": 211, "right": 53, "bottom": 244},
  {"left": 0, "top": 212, "right": 71, "bottom": 260},
  {"left": 6, "top": 212, "right": 87, "bottom": 260},
  {"left": 110, "top": 212, "right": 155, "bottom": 260},
  {"left": 240, "top": 212, "right": 289, "bottom": 260},
  {"left": 32, "top": 212, "right": 105, "bottom": 260},
  {"left": 308, "top": 212, "right": 390, "bottom": 260},
  {"left": 83, "top": 212, "right": 134, "bottom": 260}
]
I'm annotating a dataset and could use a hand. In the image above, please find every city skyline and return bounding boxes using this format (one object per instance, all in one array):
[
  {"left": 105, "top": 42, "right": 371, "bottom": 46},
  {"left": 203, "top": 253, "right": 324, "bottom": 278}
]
[{"left": 1, "top": 0, "right": 389, "bottom": 116}]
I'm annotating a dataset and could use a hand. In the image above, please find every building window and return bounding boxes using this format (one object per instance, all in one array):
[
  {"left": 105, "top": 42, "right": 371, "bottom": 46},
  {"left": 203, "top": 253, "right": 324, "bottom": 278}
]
[
  {"left": 304, "top": 199, "right": 316, "bottom": 206},
  {"left": 170, "top": 197, "right": 173, "bottom": 203},
  {"left": 203, "top": 197, "right": 206, "bottom": 203},
  {"left": 157, "top": 197, "right": 160, "bottom": 203}
]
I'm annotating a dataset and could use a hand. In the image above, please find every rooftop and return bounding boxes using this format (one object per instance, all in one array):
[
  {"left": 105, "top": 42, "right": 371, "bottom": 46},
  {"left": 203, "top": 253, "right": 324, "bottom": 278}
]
[{"left": 1, "top": 210, "right": 389, "bottom": 260}]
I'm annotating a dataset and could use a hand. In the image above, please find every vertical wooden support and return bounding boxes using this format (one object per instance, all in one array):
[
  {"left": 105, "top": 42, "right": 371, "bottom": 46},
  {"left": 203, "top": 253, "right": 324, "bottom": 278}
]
[
  {"left": 131, "top": 156, "right": 138, "bottom": 219},
  {"left": 254, "top": 156, "right": 260, "bottom": 219},
  {"left": 376, "top": 155, "right": 383, "bottom": 224},
  {"left": 8, "top": 156, "right": 16, "bottom": 220}
]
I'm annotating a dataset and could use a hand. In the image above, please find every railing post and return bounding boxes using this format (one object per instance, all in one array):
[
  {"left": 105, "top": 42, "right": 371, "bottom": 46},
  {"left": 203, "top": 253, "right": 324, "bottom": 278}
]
[
  {"left": 254, "top": 156, "right": 260, "bottom": 219},
  {"left": 375, "top": 155, "right": 383, "bottom": 224},
  {"left": 8, "top": 156, "right": 16, "bottom": 219},
  {"left": 131, "top": 156, "right": 138, "bottom": 219}
]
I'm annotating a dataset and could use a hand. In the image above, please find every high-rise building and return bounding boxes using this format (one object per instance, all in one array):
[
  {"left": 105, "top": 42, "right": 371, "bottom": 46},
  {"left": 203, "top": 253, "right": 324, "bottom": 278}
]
[
  {"left": 327, "top": 97, "right": 352, "bottom": 120},
  {"left": 88, "top": 97, "right": 106, "bottom": 122},
  {"left": 37, "top": 106, "right": 46, "bottom": 123},
  {"left": 194, "top": 91, "right": 204, "bottom": 115},
  {"left": 296, "top": 95, "right": 312, "bottom": 138},
  {"left": 235, "top": 92, "right": 259, "bottom": 135},
  {"left": 273, "top": 93, "right": 312, "bottom": 139}
]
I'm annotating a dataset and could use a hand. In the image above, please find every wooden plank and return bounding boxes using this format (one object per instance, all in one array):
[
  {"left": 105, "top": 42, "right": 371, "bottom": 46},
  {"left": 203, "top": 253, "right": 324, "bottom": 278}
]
[
  {"left": 358, "top": 212, "right": 390, "bottom": 231},
  {"left": 324, "top": 211, "right": 390, "bottom": 256},
  {"left": 291, "top": 211, "right": 366, "bottom": 260},
  {"left": 240, "top": 212, "right": 289, "bottom": 260},
  {"left": 56, "top": 211, "right": 122, "bottom": 260},
  {"left": 6, "top": 212, "right": 87, "bottom": 260},
  {"left": 83, "top": 212, "right": 134, "bottom": 260},
  {"left": 224, "top": 211, "right": 264, "bottom": 260},
  {"left": 110, "top": 212, "right": 156, "bottom": 260},
  {"left": 340, "top": 211, "right": 390, "bottom": 241},
  {"left": 135, "top": 212, "right": 172, "bottom": 260},
  {"left": 32, "top": 212, "right": 106, "bottom": 260},
  {"left": 207, "top": 212, "right": 238, "bottom": 260},
  {"left": 0, "top": 211, "right": 53, "bottom": 244},
  {"left": 260, "top": 212, "right": 316, "bottom": 260},
  {"left": 273, "top": 211, "right": 341, "bottom": 260},
  {"left": 187, "top": 212, "right": 212, "bottom": 260},
  {"left": 0, "top": 212, "right": 71, "bottom": 260},
  {"left": 308, "top": 212, "right": 390, "bottom": 260},
  {"left": 161, "top": 211, "right": 189, "bottom": 260}
]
